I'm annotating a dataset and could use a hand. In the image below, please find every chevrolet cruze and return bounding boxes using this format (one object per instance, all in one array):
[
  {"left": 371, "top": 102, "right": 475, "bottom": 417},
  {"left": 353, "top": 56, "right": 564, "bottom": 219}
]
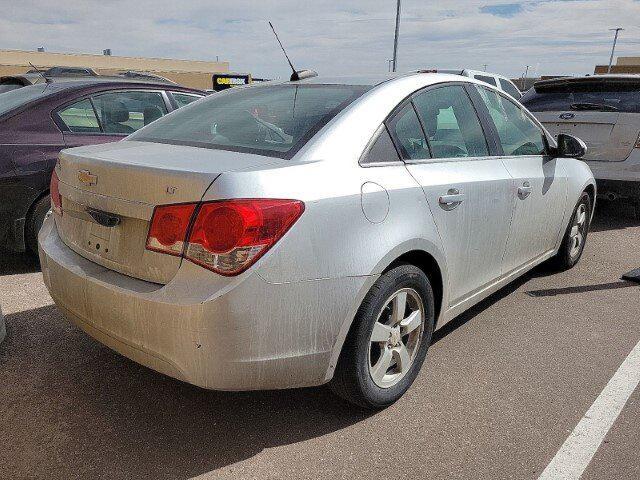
[{"left": 39, "top": 73, "right": 595, "bottom": 408}]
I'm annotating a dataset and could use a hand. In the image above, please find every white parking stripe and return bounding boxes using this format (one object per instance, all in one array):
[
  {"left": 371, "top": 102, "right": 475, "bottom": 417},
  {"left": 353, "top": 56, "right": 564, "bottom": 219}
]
[{"left": 538, "top": 339, "right": 640, "bottom": 480}]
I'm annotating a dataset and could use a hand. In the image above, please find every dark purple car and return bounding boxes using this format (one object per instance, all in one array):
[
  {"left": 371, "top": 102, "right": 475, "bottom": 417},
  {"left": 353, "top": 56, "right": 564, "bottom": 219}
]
[{"left": 0, "top": 79, "right": 204, "bottom": 254}]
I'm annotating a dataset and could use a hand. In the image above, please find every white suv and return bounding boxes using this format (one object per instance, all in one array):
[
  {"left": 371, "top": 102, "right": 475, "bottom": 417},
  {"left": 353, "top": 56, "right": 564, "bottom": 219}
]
[
  {"left": 422, "top": 69, "right": 522, "bottom": 99},
  {"left": 522, "top": 75, "right": 640, "bottom": 207}
]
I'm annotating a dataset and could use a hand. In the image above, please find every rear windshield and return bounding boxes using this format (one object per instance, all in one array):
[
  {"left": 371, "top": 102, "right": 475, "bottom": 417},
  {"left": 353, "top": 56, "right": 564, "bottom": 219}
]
[
  {"left": 0, "top": 83, "right": 63, "bottom": 117},
  {"left": 522, "top": 82, "right": 640, "bottom": 113},
  {"left": 129, "top": 84, "right": 370, "bottom": 159}
]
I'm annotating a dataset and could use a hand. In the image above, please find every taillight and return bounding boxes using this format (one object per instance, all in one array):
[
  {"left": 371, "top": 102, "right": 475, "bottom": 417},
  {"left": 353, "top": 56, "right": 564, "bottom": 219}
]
[
  {"left": 146, "top": 203, "right": 197, "bottom": 256},
  {"left": 145, "top": 199, "right": 305, "bottom": 276},
  {"left": 185, "top": 199, "right": 305, "bottom": 276},
  {"left": 50, "top": 170, "right": 63, "bottom": 216}
]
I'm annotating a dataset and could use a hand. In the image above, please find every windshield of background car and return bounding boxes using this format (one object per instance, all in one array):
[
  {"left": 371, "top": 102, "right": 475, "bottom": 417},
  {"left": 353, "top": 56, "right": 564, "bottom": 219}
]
[
  {"left": 0, "top": 83, "right": 64, "bottom": 117},
  {"left": 522, "top": 82, "right": 640, "bottom": 113},
  {"left": 129, "top": 84, "right": 370, "bottom": 159}
]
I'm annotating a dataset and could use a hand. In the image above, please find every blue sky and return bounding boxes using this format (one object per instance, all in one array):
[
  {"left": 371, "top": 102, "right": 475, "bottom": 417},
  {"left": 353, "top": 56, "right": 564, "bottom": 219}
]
[{"left": 1, "top": 0, "right": 639, "bottom": 79}]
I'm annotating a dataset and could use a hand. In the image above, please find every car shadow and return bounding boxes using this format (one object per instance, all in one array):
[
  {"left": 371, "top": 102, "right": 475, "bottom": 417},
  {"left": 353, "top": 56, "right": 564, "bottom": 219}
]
[
  {"left": 0, "top": 305, "right": 372, "bottom": 480},
  {"left": 0, "top": 249, "right": 40, "bottom": 275},
  {"left": 432, "top": 267, "right": 544, "bottom": 345},
  {"left": 590, "top": 201, "right": 640, "bottom": 232}
]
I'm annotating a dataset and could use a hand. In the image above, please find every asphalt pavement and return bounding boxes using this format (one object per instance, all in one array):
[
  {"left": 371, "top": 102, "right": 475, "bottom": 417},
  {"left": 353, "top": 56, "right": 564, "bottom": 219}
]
[{"left": 1, "top": 202, "right": 639, "bottom": 480}]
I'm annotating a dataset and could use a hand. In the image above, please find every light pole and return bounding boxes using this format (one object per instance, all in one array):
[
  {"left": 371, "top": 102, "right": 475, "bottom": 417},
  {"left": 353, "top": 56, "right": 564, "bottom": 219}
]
[
  {"left": 482, "top": 64, "right": 488, "bottom": 72},
  {"left": 392, "top": 0, "right": 401, "bottom": 72},
  {"left": 608, "top": 28, "right": 624, "bottom": 73}
]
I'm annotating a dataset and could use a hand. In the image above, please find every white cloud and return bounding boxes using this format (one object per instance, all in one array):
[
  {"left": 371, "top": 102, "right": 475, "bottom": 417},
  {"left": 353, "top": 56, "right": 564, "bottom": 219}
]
[{"left": 1, "top": 0, "right": 639, "bottom": 79}]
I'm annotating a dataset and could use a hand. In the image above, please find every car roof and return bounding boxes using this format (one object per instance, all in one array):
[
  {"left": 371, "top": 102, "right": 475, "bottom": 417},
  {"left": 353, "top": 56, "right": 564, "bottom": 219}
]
[
  {"left": 293, "top": 72, "right": 417, "bottom": 86},
  {"left": 289, "top": 71, "right": 489, "bottom": 88},
  {"left": 0, "top": 73, "right": 187, "bottom": 88}
]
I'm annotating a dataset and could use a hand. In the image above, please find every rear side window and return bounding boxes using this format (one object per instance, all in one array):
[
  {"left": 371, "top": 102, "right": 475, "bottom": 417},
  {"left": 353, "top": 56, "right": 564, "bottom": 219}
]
[
  {"left": 91, "top": 91, "right": 168, "bottom": 134},
  {"left": 171, "top": 92, "right": 202, "bottom": 108},
  {"left": 413, "top": 85, "right": 489, "bottom": 158},
  {"left": 388, "top": 104, "right": 430, "bottom": 160},
  {"left": 476, "top": 86, "right": 546, "bottom": 156},
  {"left": 474, "top": 75, "right": 497, "bottom": 87},
  {"left": 57, "top": 99, "right": 101, "bottom": 133},
  {"left": 522, "top": 87, "right": 640, "bottom": 113},
  {"left": 499, "top": 79, "right": 521, "bottom": 99},
  {"left": 360, "top": 126, "right": 400, "bottom": 165}
]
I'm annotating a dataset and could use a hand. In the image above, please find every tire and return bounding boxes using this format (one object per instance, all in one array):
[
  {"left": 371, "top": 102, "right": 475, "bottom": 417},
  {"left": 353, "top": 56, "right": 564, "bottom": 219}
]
[
  {"left": 330, "top": 264, "right": 435, "bottom": 409},
  {"left": 548, "top": 192, "right": 592, "bottom": 271},
  {"left": 25, "top": 195, "right": 51, "bottom": 255}
]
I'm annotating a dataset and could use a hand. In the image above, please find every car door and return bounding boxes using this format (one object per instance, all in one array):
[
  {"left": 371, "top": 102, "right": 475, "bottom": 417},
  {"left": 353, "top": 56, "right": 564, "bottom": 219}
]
[
  {"left": 56, "top": 90, "right": 170, "bottom": 148},
  {"left": 472, "top": 85, "right": 567, "bottom": 274},
  {"left": 394, "top": 83, "right": 514, "bottom": 307}
]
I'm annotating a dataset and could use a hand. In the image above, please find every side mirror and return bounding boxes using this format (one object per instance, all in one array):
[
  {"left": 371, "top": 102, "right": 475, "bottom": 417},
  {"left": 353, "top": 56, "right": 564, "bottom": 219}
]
[{"left": 556, "top": 133, "right": 587, "bottom": 158}]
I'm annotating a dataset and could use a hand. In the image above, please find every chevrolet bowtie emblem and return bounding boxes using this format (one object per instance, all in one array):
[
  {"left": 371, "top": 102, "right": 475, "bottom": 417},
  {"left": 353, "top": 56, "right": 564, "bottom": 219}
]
[{"left": 78, "top": 170, "right": 98, "bottom": 187}]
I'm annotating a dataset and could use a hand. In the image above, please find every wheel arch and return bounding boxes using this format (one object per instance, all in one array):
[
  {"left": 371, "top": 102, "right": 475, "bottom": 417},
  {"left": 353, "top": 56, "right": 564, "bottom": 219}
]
[{"left": 323, "top": 240, "right": 448, "bottom": 384}]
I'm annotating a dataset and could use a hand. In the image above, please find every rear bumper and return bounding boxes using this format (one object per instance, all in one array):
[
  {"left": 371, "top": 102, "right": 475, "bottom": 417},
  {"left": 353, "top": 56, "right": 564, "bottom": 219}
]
[
  {"left": 38, "top": 216, "right": 368, "bottom": 390},
  {"left": 583, "top": 149, "right": 640, "bottom": 184},
  {"left": 594, "top": 179, "right": 640, "bottom": 201}
]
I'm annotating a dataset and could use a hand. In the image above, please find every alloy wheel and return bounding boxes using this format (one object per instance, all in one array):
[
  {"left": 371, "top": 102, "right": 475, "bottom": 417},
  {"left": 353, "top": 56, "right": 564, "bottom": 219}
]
[
  {"left": 368, "top": 288, "right": 424, "bottom": 388},
  {"left": 569, "top": 203, "right": 588, "bottom": 259}
]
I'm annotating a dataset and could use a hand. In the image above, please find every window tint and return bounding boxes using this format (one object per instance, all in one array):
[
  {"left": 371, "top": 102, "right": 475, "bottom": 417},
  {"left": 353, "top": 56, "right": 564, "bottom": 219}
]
[
  {"left": 361, "top": 126, "right": 400, "bottom": 164},
  {"left": 475, "top": 75, "right": 497, "bottom": 87},
  {"left": 413, "top": 85, "right": 489, "bottom": 158},
  {"left": 91, "top": 91, "right": 167, "bottom": 134},
  {"left": 521, "top": 86, "right": 640, "bottom": 113},
  {"left": 388, "top": 104, "right": 430, "bottom": 160},
  {"left": 57, "top": 99, "right": 101, "bottom": 133},
  {"left": 476, "top": 86, "right": 546, "bottom": 156},
  {"left": 171, "top": 92, "right": 202, "bottom": 108},
  {"left": 499, "top": 79, "right": 522, "bottom": 99},
  {"left": 130, "top": 84, "right": 369, "bottom": 159}
]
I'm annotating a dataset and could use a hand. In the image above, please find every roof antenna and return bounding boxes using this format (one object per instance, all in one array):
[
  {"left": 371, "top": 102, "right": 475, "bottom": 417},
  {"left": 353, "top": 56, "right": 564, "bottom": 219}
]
[
  {"left": 268, "top": 22, "right": 317, "bottom": 81},
  {"left": 28, "top": 62, "right": 51, "bottom": 83}
]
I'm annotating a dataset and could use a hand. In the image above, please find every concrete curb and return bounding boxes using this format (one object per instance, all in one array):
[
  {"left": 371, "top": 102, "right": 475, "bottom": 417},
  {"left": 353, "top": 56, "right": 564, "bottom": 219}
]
[{"left": 0, "top": 305, "right": 5, "bottom": 345}]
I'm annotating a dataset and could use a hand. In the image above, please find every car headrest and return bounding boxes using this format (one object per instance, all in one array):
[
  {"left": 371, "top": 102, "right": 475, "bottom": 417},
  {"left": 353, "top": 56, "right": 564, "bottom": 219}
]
[
  {"left": 143, "top": 106, "right": 163, "bottom": 125},
  {"left": 104, "top": 100, "right": 130, "bottom": 123}
]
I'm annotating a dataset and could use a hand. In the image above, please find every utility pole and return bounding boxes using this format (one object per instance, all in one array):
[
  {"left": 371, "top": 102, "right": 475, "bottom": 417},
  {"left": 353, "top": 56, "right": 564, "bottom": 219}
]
[
  {"left": 392, "top": 0, "right": 401, "bottom": 72},
  {"left": 608, "top": 27, "right": 624, "bottom": 73},
  {"left": 387, "top": 59, "right": 394, "bottom": 72}
]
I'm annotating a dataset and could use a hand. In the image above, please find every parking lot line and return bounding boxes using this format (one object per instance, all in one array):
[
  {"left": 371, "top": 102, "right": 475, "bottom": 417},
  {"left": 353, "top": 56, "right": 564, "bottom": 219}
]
[{"left": 538, "top": 339, "right": 640, "bottom": 480}]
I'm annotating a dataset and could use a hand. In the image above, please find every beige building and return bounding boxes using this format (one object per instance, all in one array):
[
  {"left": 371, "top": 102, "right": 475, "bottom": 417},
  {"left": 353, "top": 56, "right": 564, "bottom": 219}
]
[
  {"left": 594, "top": 56, "right": 640, "bottom": 74},
  {"left": 0, "top": 49, "right": 230, "bottom": 90}
]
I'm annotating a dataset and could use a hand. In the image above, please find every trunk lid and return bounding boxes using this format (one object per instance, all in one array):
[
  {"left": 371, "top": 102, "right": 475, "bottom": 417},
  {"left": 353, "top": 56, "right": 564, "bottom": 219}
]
[
  {"left": 535, "top": 111, "right": 640, "bottom": 162},
  {"left": 55, "top": 140, "right": 284, "bottom": 284}
]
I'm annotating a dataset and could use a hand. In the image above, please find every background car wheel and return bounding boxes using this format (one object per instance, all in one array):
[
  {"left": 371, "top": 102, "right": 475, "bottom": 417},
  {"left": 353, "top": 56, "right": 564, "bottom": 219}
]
[
  {"left": 330, "top": 264, "right": 435, "bottom": 409},
  {"left": 26, "top": 195, "right": 51, "bottom": 255},
  {"left": 549, "top": 192, "right": 592, "bottom": 271}
]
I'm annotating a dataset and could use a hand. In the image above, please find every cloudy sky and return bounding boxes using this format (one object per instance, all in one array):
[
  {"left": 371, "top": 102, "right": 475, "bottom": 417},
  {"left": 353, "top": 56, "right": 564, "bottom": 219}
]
[{"left": 1, "top": 0, "right": 639, "bottom": 80}]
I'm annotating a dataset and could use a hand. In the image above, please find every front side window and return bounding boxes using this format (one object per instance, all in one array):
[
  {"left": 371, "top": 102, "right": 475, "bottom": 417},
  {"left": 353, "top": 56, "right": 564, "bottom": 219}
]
[
  {"left": 91, "top": 91, "right": 168, "bottom": 134},
  {"left": 171, "top": 92, "right": 203, "bottom": 108},
  {"left": 130, "top": 84, "right": 369, "bottom": 159},
  {"left": 476, "top": 86, "right": 546, "bottom": 156},
  {"left": 57, "top": 99, "right": 100, "bottom": 133},
  {"left": 413, "top": 85, "right": 489, "bottom": 158},
  {"left": 388, "top": 104, "right": 430, "bottom": 160}
]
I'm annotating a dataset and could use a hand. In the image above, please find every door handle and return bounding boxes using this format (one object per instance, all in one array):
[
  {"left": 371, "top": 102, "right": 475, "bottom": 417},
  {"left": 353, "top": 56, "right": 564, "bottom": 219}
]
[
  {"left": 439, "top": 189, "right": 465, "bottom": 210},
  {"left": 518, "top": 181, "right": 532, "bottom": 199}
]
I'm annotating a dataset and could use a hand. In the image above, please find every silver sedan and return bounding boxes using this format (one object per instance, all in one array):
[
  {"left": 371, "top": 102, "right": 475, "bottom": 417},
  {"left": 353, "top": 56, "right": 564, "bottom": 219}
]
[{"left": 39, "top": 73, "right": 595, "bottom": 408}]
